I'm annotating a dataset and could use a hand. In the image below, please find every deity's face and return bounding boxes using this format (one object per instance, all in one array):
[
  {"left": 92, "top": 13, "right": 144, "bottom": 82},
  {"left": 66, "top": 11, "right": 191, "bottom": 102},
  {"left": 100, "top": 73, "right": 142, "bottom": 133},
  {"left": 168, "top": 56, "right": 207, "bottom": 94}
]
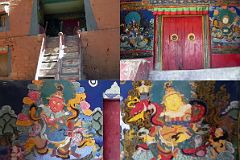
[
  {"left": 49, "top": 96, "right": 64, "bottom": 113},
  {"left": 164, "top": 93, "right": 185, "bottom": 112},
  {"left": 222, "top": 16, "right": 229, "bottom": 24}
]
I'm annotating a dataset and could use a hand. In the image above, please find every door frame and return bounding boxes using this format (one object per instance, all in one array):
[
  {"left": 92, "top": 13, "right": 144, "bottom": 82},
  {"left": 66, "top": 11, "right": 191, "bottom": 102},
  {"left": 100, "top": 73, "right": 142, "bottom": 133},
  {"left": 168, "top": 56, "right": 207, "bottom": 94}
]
[{"left": 155, "top": 14, "right": 210, "bottom": 70}]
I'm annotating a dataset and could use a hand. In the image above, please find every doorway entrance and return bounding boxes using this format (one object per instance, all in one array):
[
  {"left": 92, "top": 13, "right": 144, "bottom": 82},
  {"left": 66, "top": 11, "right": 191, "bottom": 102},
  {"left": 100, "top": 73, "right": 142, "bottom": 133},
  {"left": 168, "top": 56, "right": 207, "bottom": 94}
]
[
  {"left": 42, "top": 0, "right": 86, "bottom": 36},
  {"left": 162, "top": 16, "right": 204, "bottom": 70}
]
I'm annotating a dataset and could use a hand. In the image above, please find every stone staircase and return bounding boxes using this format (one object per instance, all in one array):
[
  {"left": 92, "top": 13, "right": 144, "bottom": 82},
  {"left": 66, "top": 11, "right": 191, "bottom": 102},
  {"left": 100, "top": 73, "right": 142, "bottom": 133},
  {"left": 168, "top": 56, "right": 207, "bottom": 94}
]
[
  {"left": 37, "top": 36, "right": 59, "bottom": 79},
  {"left": 60, "top": 35, "right": 81, "bottom": 80},
  {"left": 35, "top": 34, "right": 82, "bottom": 80}
]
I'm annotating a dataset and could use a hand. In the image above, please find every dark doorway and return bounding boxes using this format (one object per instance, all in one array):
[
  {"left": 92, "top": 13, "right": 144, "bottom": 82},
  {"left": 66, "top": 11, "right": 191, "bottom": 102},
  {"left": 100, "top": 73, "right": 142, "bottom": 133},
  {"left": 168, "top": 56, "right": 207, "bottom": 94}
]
[
  {"left": 41, "top": 0, "right": 86, "bottom": 37},
  {"left": 45, "top": 18, "right": 60, "bottom": 37}
]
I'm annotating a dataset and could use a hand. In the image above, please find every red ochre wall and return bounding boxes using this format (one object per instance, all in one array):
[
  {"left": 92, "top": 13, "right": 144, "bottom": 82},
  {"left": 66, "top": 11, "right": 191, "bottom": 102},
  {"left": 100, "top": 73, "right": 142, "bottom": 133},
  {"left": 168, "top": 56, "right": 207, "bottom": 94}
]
[
  {"left": 103, "top": 99, "right": 120, "bottom": 160},
  {"left": 81, "top": 29, "right": 119, "bottom": 79},
  {"left": 0, "top": 0, "right": 41, "bottom": 80},
  {"left": 211, "top": 54, "right": 240, "bottom": 68},
  {"left": 90, "top": 0, "right": 119, "bottom": 30},
  {"left": 0, "top": 0, "right": 33, "bottom": 37},
  {"left": 81, "top": 0, "right": 119, "bottom": 79}
]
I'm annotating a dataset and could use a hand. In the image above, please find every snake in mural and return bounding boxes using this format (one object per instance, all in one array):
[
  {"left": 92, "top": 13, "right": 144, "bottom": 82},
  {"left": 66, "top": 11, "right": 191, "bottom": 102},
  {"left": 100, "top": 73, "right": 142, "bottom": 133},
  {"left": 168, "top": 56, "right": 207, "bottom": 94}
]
[
  {"left": 10, "top": 80, "right": 103, "bottom": 159},
  {"left": 121, "top": 81, "right": 236, "bottom": 160}
]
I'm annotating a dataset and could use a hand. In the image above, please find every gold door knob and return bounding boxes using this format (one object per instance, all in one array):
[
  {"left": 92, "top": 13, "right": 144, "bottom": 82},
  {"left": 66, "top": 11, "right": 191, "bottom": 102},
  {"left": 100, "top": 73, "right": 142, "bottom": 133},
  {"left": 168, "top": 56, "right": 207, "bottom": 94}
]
[
  {"left": 170, "top": 34, "right": 178, "bottom": 41},
  {"left": 188, "top": 33, "right": 195, "bottom": 41}
]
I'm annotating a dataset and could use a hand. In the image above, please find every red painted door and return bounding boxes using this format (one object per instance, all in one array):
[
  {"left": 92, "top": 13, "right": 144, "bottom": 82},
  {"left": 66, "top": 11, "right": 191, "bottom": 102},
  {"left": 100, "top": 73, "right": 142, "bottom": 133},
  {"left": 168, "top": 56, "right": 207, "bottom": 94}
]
[
  {"left": 162, "top": 16, "right": 203, "bottom": 70},
  {"left": 63, "top": 19, "right": 79, "bottom": 35}
]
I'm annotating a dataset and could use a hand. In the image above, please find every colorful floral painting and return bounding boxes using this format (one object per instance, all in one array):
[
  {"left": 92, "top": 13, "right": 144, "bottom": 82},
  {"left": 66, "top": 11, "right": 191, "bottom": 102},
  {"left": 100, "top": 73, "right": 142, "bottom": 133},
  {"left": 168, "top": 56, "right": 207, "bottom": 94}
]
[
  {"left": 0, "top": 80, "right": 118, "bottom": 160},
  {"left": 120, "top": 81, "right": 240, "bottom": 160},
  {"left": 121, "top": 0, "right": 142, "bottom": 2},
  {"left": 210, "top": 6, "right": 240, "bottom": 54},
  {"left": 214, "top": 0, "right": 240, "bottom": 5},
  {"left": 120, "top": 10, "right": 154, "bottom": 58},
  {"left": 149, "top": 0, "right": 215, "bottom": 5}
]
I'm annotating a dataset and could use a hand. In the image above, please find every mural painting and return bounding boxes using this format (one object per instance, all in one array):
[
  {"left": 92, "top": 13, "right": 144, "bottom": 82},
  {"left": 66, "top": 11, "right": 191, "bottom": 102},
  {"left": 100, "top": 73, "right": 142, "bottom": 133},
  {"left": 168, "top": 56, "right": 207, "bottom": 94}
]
[
  {"left": 210, "top": 6, "right": 240, "bottom": 54},
  {"left": 120, "top": 10, "right": 154, "bottom": 58},
  {"left": 121, "top": 0, "right": 142, "bottom": 2},
  {"left": 214, "top": 0, "right": 240, "bottom": 6},
  {"left": 149, "top": 0, "right": 214, "bottom": 5},
  {"left": 0, "top": 80, "right": 119, "bottom": 160},
  {"left": 120, "top": 81, "right": 239, "bottom": 160}
]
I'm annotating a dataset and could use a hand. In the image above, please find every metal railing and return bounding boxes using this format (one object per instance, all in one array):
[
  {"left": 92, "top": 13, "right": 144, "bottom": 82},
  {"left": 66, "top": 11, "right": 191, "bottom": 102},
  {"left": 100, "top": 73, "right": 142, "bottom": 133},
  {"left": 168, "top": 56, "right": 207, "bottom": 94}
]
[
  {"left": 35, "top": 22, "right": 48, "bottom": 80},
  {"left": 56, "top": 32, "right": 64, "bottom": 80},
  {"left": 77, "top": 29, "right": 83, "bottom": 79}
]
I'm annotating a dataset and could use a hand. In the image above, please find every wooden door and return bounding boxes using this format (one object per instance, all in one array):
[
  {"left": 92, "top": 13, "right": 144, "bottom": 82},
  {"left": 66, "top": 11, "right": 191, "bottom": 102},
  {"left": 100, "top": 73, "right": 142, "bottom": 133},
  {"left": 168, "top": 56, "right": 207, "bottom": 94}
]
[{"left": 162, "top": 16, "right": 203, "bottom": 70}]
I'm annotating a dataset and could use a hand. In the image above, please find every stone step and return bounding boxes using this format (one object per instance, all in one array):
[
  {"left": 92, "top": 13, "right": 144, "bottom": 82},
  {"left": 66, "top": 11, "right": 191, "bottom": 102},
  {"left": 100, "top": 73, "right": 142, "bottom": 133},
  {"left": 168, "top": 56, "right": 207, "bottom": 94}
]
[
  {"left": 62, "top": 52, "right": 79, "bottom": 59},
  {"left": 40, "top": 62, "right": 57, "bottom": 69},
  {"left": 65, "top": 35, "right": 78, "bottom": 40},
  {"left": 46, "top": 43, "right": 59, "bottom": 48},
  {"left": 42, "top": 55, "right": 59, "bottom": 62},
  {"left": 38, "top": 68, "right": 57, "bottom": 77},
  {"left": 46, "top": 37, "right": 59, "bottom": 47},
  {"left": 61, "top": 67, "right": 79, "bottom": 75},
  {"left": 44, "top": 52, "right": 59, "bottom": 56},
  {"left": 64, "top": 46, "right": 78, "bottom": 53},
  {"left": 62, "top": 59, "right": 80, "bottom": 67},
  {"left": 60, "top": 75, "right": 80, "bottom": 80},
  {"left": 65, "top": 41, "right": 79, "bottom": 47},
  {"left": 45, "top": 47, "right": 59, "bottom": 53}
]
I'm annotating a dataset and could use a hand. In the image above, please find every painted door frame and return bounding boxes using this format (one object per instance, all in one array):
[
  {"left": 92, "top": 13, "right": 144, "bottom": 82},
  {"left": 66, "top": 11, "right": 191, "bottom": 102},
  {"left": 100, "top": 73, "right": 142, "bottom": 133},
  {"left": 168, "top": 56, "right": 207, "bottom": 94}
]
[{"left": 154, "top": 14, "right": 210, "bottom": 70}]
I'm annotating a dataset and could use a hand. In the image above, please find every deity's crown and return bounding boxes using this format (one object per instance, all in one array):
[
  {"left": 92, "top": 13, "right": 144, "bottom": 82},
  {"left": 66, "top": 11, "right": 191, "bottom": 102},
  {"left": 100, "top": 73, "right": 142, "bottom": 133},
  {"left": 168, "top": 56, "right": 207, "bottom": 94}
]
[{"left": 163, "top": 81, "right": 183, "bottom": 101}]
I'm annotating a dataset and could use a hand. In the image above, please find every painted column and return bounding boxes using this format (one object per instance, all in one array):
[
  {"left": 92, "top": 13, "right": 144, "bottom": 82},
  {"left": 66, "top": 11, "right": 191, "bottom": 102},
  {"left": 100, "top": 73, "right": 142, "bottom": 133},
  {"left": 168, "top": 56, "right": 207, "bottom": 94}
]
[{"left": 103, "top": 82, "right": 120, "bottom": 160}]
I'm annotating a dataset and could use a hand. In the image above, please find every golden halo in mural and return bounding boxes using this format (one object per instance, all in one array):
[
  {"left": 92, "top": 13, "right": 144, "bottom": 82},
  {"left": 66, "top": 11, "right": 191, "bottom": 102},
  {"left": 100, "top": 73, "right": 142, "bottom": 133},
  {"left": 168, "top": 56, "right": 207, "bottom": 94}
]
[
  {"left": 188, "top": 33, "right": 195, "bottom": 41},
  {"left": 170, "top": 34, "right": 179, "bottom": 42}
]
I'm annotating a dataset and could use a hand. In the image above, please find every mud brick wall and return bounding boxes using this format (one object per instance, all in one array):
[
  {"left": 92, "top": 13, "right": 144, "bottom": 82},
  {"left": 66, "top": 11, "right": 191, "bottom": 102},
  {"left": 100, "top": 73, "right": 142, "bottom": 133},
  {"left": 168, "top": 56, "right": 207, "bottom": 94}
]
[
  {"left": 0, "top": 0, "right": 34, "bottom": 37},
  {"left": 82, "top": 0, "right": 120, "bottom": 79},
  {"left": 0, "top": 0, "right": 41, "bottom": 80},
  {"left": 90, "top": 0, "right": 119, "bottom": 30},
  {"left": 0, "top": 35, "right": 41, "bottom": 80},
  {"left": 81, "top": 29, "right": 119, "bottom": 79}
]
